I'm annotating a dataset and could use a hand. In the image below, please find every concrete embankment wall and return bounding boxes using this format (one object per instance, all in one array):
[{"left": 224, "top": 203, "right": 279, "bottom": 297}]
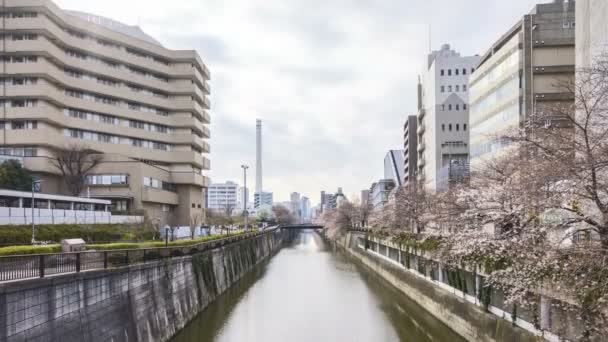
[
  {"left": 335, "top": 231, "right": 538, "bottom": 342},
  {"left": 0, "top": 230, "right": 286, "bottom": 342}
]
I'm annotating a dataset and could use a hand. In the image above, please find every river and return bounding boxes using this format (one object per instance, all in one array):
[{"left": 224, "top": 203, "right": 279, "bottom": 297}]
[{"left": 171, "top": 231, "right": 463, "bottom": 342}]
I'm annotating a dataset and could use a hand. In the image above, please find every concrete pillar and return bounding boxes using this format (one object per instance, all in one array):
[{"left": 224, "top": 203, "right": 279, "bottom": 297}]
[
  {"left": 475, "top": 274, "right": 482, "bottom": 303},
  {"left": 47, "top": 200, "right": 51, "bottom": 209},
  {"left": 18, "top": 198, "right": 23, "bottom": 208},
  {"left": 398, "top": 249, "right": 402, "bottom": 264},
  {"left": 438, "top": 265, "right": 444, "bottom": 283},
  {"left": 540, "top": 295, "right": 551, "bottom": 330},
  {"left": 70, "top": 202, "right": 74, "bottom": 210}
]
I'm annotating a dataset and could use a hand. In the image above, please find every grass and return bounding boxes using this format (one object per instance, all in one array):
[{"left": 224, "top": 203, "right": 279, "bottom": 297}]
[{"left": 0, "top": 230, "right": 251, "bottom": 256}]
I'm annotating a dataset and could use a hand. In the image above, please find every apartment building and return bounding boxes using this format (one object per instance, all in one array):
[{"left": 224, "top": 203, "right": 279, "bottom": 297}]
[
  {"left": 0, "top": 0, "right": 211, "bottom": 227},
  {"left": 469, "top": 1, "right": 575, "bottom": 169},
  {"left": 403, "top": 115, "right": 418, "bottom": 187},
  {"left": 417, "top": 44, "right": 480, "bottom": 191}
]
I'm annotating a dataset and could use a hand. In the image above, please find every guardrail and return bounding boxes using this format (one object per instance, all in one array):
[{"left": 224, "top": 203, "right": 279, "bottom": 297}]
[{"left": 0, "top": 227, "right": 279, "bottom": 283}]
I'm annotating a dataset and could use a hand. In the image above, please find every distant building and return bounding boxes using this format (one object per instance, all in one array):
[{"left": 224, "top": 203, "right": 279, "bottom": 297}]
[
  {"left": 361, "top": 189, "right": 370, "bottom": 206},
  {"left": 300, "top": 196, "right": 311, "bottom": 222},
  {"left": 290, "top": 192, "right": 301, "bottom": 218},
  {"left": 207, "top": 182, "right": 238, "bottom": 213},
  {"left": 384, "top": 150, "right": 404, "bottom": 188},
  {"left": 254, "top": 191, "right": 273, "bottom": 208},
  {"left": 403, "top": 115, "right": 418, "bottom": 186},
  {"left": 469, "top": 1, "right": 575, "bottom": 169},
  {"left": 320, "top": 188, "right": 346, "bottom": 211},
  {"left": 370, "top": 180, "right": 395, "bottom": 210},
  {"left": 417, "top": 44, "right": 479, "bottom": 191},
  {"left": 576, "top": 0, "right": 608, "bottom": 70}
]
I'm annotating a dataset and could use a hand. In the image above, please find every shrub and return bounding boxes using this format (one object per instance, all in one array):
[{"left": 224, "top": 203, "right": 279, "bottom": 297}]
[{"left": 0, "top": 224, "right": 160, "bottom": 245}]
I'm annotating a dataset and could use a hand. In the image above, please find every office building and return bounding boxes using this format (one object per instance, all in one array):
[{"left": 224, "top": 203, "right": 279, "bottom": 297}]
[
  {"left": 0, "top": 0, "right": 211, "bottom": 227},
  {"left": 370, "top": 179, "right": 395, "bottom": 210},
  {"left": 469, "top": 1, "right": 575, "bottom": 168},
  {"left": 417, "top": 44, "right": 480, "bottom": 191},
  {"left": 206, "top": 182, "right": 238, "bottom": 213},
  {"left": 384, "top": 150, "right": 404, "bottom": 188},
  {"left": 360, "top": 189, "right": 370, "bottom": 206},
  {"left": 403, "top": 115, "right": 418, "bottom": 186},
  {"left": 254, "top": 191, "right": 273, "bottom": 208},
  {"left": 576, "top": 0, "right": 608, "bottom": 69},
  {"left": 300, "top": 196, "right": 310, "bottom": 222}
]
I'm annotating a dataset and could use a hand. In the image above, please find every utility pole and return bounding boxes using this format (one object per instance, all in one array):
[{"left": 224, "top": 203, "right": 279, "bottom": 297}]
[
  {"left": 31, "top": 179, "right": 42, "bottom": 244},
  {"left": 241, "top": 165, "right": 249, "bottom": 231}
]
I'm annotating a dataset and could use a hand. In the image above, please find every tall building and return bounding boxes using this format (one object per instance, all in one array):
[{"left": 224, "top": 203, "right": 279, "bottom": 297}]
[
  {"left": 403, "top": 115, "right": 418, "bottom": 186},
  {"left": 417, "top": 44, "right": 480, "bottom": 191},
  {"left": 576, "top": 0, "right": 608, "bottom": 69},
  {"left": 0, "top": 0, "right": 210, "bottom": 226},
  {"left": 384, "top": 150, "right": 404, "bottom": 188},
  {"left": 469, "top": 1, "right": 575, "bottom": 169},
  {"left": 290, "top": 192, "right": 301, "bottom": 219},
  {"left": 360, "top": 189, "right": 370, "bottom": 206},
  {"left": 300, "top": 196, "right": 310, "bottom": 222},
  {"left": 207, "top": 182, "right": 238, "bottom": 213}
]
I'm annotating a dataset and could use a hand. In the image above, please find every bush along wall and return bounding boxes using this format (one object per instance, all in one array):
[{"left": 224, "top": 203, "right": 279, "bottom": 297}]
[{"left": 0, "top": 224, "right": 159, "bottom": 245}]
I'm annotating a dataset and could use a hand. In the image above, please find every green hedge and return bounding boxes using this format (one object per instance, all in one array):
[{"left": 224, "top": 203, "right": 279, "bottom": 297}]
[
  {"left": 0, "top": 245, "right": 61, "bottom": 256},
  {"left": 0, "top": 224, "right": 159, "bottom": 245},
  {"left": 88, "top": 230, "right": 246, "bottom": 251}
]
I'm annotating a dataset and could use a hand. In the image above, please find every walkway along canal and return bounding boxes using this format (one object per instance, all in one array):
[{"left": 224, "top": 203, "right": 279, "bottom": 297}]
[{"left": 170, "top": 230, "right": 462, "bottom": 342}]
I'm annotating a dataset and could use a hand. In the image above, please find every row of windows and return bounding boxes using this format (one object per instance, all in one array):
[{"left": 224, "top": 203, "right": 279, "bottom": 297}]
[
  {"left": 440, "top": 84, "right": 467, "bottom": 93},
  {"left": 0, "top": 77, "right": 38, "bottom": 85},
  {"left": 0, "top": 12, "right": 38, "bottom": 18},
  {"left": 65, "top": 67, "right": 169, "bottom": 99},
  {"left": 65, "top": 49, "right": 169, "bottom": 83},
  {"left": 441, "top": 123, "right": 467, "bottom": 132},
  {"left": 65, "top": 108, "right": 171, "bottom": 133},
  {"left": 64, "top": 129, "right": 172, "bottom": 151},
  {"left": 441, "top": 103, "right": 467, "bottom": 111},
  {"left": 0, "top": 147, "right": 38, "bottom": 157},
  {"left": 64, "top": 27, "right": 170, "bottom": 66},
  {"left": 0, "top": 56, "right": 38, "bottom": 63},
  {"left": 0, "top": 99, "right": 38, "bottom": 107},
  {"left": 143, "top": 177, "right": 177, "bottom": 192},
  {"left": 0, "top": 34, "right": 38, "bottom": 41},
  {"left": 64, "top": 89, "right": 169, "bottom": 116},
  {"left": 0, "top": 120, "right": 37, "bottom": 130},
  {"left": 440, "top": 68, "right": 474, "bottom": 76},
  {"left": 85, "top": 174, "right": 128, "bottom": 186}
]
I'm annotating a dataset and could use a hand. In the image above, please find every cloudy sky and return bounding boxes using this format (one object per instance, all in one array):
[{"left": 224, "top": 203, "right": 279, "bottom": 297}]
[{"left": 56, "top": 0, "right": 541, "bottom": 205}]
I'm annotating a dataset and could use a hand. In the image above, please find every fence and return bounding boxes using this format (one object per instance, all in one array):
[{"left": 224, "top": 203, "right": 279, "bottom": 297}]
[
  {"left": 0, "top": 207, "right": 143, "bottom": 225},
  {"left": 353, "top": 232, "right": 584, "bottom": 342},
  {"left": 0, "top": 228, "right": 277, "bottom": 282}
]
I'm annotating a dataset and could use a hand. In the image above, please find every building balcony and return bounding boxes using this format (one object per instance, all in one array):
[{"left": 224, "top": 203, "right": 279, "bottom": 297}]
[
  {"left": 141, "top": 187, "right": 179, "bottom": 205},
  {"left": 417, "top": 141, "right": 426, "bottom": 153}
]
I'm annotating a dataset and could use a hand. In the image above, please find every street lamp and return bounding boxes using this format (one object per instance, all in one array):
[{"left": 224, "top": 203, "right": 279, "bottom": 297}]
[
  {"left": 31, "top": 179, "right": 42, "bottom": 244},
  {"left": 241, "top": 165, "right": 249, "bottom": 231}
]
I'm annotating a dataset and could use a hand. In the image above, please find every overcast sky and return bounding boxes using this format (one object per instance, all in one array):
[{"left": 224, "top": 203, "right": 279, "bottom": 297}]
[{"left": 56, "top": 0, "right": 541, "bottom": 205}]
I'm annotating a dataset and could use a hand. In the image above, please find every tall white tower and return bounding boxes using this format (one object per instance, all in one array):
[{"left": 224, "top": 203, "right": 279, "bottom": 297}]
[{"left": 255, "top": 119, "right": 263, "bottom": 193}]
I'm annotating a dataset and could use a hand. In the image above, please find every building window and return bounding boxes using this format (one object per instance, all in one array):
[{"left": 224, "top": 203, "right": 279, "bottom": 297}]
[
  {"left": 161, "top": 204, "right": 170, "bottom": 212},
  {"left": 449, "top": 124, "right": 452, "bottom": 131},
  {"left": 463, "top": 84, "right": 467, "bottom": 91},
  {"left": 448, "top": 104, "right": 452, "bottom": 111},
  {"left": 111, "top": 200, "right": 128, "bottom": 212},
  {"left": 464, "top": 123, "right": 467, "bottom": 131},
  {"left": 471, "top": 67, "right": 475, "bottom": 73},
  {"left": 463, "top": 68, "right": 467, "bottom": 75},
  {"left": 440, "top": 69, "right": 444, "bottom": 76},
  {"left": 448, "top": 85, "right": 452, "bottom": 92},
  {"left": 455, "top": 69, "right": 459, "bottom": 76},
  {"left": 456, "top": 85, "right": 460, "bottom": 92},
  {"left": 441, "top": 104, "right": 445, "bottom": 111},
  {"left": 463, "top": 104, "right": 467, "bottom": 110},
  {"left": 440, "top": 86, "right": 445, "bottom": 93},
  {"left": 86, "top": 174, "right": 128, "bottom": 185},
  {"left": 442, "top": 124, "right": 445, "bottom": 131},
  {"left": 456, "top": 104, "right": 460, "bottom": 110},
  {"left": 456, "top": 124, "right": 460, "bottom": 131},
  {"left": 192, "top": 203, "right": 196, "bottom": 208},
  {"left": 448, "top": 69, "right": 452, "bottom": 76}
]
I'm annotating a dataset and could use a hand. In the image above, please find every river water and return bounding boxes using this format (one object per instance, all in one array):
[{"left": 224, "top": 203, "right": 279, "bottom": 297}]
[{"left": 171, "top": 231, "right": 463, "bottom": 342}]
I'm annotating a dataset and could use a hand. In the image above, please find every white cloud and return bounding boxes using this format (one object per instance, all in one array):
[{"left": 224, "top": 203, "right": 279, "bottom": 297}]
[{"left": 55, "top": 0, "right": 541, "bottom": 204}]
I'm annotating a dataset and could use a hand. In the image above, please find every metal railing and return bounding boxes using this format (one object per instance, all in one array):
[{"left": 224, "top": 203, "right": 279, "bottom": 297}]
[{"left": 0, "top": 228, "right": 278, "bottom": 282}]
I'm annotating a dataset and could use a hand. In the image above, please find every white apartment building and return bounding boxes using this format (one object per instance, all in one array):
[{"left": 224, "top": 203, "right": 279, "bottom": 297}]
[
  {"left": 576, "top": 0, "right": 608, "bottom": 69},
  {"left": 417, "top": 44, "right": 480, "bottom": 191},
  {"left": 206, "top": 181, "right": 238, "bottom": 213}
]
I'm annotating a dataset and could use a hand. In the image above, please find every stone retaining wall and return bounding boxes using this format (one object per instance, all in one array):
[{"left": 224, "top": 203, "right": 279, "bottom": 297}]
[{"left": 0, "top": 229, "right": 284, "bottom": 342}]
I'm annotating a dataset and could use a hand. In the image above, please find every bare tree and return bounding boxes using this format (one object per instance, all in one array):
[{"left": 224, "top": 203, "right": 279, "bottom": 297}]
[
  {"left": 189, "top": 211, "right": 203, "bottom": 239},
  {"left": 272, "top": 204, "right": 296, "bottom": 225},
  {"left": 49, "top": 143, "right": 102, "bottom": 196}
]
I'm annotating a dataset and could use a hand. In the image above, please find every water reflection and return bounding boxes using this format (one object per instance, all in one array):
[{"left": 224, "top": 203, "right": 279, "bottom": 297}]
[{"left": 171, "top": 231, "right": 463, "bottom": 342}]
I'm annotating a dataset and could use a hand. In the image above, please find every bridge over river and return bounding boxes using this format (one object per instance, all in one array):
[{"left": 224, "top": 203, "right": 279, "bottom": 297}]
[{"left": 170, "top": 230, "right": 462, "bottom": 342}]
